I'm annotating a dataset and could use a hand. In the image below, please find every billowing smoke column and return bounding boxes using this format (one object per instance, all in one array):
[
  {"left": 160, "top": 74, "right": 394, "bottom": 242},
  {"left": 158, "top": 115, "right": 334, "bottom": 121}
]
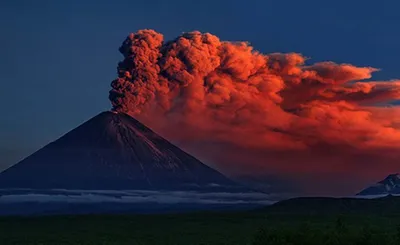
[{"left": 110, "top": 30, "right": 400, "bottom": 195}]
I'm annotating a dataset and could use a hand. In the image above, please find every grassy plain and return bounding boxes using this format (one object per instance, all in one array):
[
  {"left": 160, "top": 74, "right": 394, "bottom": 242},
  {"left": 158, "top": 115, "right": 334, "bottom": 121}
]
[{"left": 1, "top": 211, "right": 399, "bottom": 245}]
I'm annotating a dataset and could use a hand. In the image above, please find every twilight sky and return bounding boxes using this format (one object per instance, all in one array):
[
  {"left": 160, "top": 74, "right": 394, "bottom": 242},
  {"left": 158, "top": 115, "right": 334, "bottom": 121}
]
[{"left": 1, "top": 0, "right": 400, "bottom": 194}]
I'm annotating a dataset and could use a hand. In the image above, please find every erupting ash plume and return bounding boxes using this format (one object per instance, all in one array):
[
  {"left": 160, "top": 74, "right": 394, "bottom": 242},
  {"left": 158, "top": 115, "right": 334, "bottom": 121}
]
[{"left": 109, "top": 29, "right": 400, "bottom": 195}]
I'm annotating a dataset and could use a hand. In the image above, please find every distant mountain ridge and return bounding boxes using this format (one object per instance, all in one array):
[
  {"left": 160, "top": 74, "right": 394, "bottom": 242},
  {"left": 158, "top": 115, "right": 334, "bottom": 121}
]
[
  {"left": 259, "top": 195, "right": 400, "bottom": 215},
  {"left": 357, "top": 173, "right": 400, "bottom": 196}
]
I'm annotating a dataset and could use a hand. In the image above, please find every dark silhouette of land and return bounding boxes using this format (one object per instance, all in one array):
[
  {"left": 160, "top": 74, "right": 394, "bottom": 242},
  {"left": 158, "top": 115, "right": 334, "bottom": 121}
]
[{"left": 2, "top": 195, "right": 400, "bottom": 244}]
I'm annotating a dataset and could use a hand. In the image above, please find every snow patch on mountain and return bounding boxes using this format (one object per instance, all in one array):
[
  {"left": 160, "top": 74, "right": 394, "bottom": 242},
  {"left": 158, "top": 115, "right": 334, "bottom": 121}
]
[{"left": 357, "top": 173, "right": 400, "bottom": 196}]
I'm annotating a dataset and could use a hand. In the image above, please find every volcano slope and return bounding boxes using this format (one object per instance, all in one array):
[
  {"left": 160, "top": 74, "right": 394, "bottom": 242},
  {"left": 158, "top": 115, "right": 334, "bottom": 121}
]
[{"left": 0, "top": 111, "right": 269, "bottom": 215}]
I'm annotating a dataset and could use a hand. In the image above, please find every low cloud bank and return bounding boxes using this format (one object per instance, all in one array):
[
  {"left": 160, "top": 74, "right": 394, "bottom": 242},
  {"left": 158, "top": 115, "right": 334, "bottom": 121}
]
[{"left": 0, "top": 189, "right": 274, "bottom": 205}]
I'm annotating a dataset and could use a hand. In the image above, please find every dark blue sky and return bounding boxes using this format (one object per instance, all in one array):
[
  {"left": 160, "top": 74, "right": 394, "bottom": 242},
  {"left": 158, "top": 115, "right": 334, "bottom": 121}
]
[{"left": 1, "top": 0, "right": 399, "bottom": 170}]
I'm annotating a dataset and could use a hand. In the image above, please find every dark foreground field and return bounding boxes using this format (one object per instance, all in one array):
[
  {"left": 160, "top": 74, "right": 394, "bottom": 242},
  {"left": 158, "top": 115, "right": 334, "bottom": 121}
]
[
  {"left": 1, "top": 212, "right": 400, "bottom": 245},
  {"left": 4, "top": 196, "right": 400, "bottom": 245}
]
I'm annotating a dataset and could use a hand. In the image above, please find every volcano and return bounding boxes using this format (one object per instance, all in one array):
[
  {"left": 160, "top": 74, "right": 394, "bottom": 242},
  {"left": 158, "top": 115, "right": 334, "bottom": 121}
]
[{"left": 0, "top": 111, "right": 241, "bottom": 191}]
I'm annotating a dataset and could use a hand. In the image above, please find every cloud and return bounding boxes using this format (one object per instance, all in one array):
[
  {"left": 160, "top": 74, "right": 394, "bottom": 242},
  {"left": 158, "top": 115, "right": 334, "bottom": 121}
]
[
  {"left": 0, "top": 189, "right": 274, "bottom": 205},
  {"left": 109, "top": 30, "right": 400, "bottom": 195}
]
